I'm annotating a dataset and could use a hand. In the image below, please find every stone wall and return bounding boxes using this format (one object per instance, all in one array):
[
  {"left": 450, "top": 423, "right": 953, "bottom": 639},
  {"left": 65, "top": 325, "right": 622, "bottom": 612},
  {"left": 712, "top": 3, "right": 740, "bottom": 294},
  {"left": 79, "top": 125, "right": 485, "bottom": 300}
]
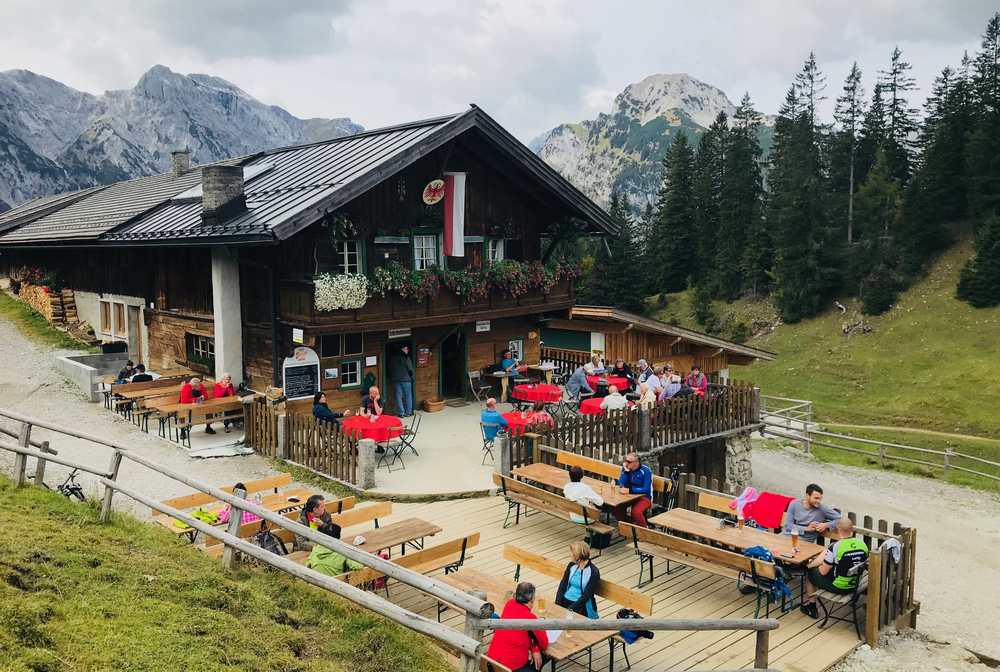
[{"left": 725, "top": 431, "right": 753, "bottom": 488}]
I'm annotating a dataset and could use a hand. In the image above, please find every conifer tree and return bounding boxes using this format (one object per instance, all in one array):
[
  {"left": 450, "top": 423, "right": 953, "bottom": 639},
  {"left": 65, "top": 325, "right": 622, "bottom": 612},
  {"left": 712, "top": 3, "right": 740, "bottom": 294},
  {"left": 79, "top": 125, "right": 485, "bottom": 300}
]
[
  {"left": 692, "top": 111, "right": 728, "bottom": 289},
  {"left": 581, "top": 192, "right": 645, "bottom": 311},
  {"left": 856, "top": 83, "right": 887, "bottom": 187},
  {"left": 957, "top": 215, "right": 1000, "bottom": 307},
  {"left": 879, "top": 47, "right": 919, "bottom": 183},
  {"left": 851, "top": 150, "right": 904, "bottom": 314},
  {"left": 650, "top": 134, "right": 697, "bottom": 292},
  {"left": 831, "top": 62, "right": 866, "bottom": 243}
]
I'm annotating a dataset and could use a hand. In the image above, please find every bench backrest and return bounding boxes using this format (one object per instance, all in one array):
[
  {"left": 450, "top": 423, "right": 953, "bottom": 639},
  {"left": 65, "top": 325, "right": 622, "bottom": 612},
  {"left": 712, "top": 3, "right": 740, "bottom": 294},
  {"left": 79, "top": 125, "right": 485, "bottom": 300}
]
[
  {"left": 492, "top": 473, "right": 601, "bottom": 523},
  {"left": 697, "top": 491, "right": 734, "bottom": 516},
  {"left": 329, "top": 500, "right": 392, "bottom": 530},
  {"left": 343, "top": 532, "right": 481, "bottom": 587},
  {"left": 177, "top": 401, "right": 245, "bottom": 424},
  {"left": 619, "top": 521, "right": 775, "bottom": 577},
  {"left": 111, "top": 377, "right": 186, "bottom": 394},
  {"left": 159, "top": 473, "right": 294, "bottom": 512},
  {"left": 555, "top": 450, "right": 669, "bottom": 494},
  {"left": 502, "top": 544, "right": 653, "bottom": 615},
  {"left": 205, "top": 509, "right": 295, "bottom": 548}
]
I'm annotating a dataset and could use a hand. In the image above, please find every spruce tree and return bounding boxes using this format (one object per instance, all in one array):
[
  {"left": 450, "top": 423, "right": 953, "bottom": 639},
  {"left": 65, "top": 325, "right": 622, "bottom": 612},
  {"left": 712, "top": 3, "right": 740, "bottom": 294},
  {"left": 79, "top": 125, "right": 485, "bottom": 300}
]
[
  {"left": 957, "top": 215, "right": 1000, "bottom": 307},
  {"left": 857, "top": 83, "right": 887, "bottom": 187},
  {"left": 650, "top": 134, "right": 697, "bottom": 292},
  {"left": 879, "top": 47, "right": 919, "bottom": 183},
  {"left": 580, "top": 192, "right": 645, "bottom": 311},
  {"left": 831, "top": 62, "right": 866, "bottom": 244},
  {"left": 851, "top": 150, "right": 904, "bottom": 314},
  {"left": 692, "top": 111, "right": 728, "bottom": 290}
]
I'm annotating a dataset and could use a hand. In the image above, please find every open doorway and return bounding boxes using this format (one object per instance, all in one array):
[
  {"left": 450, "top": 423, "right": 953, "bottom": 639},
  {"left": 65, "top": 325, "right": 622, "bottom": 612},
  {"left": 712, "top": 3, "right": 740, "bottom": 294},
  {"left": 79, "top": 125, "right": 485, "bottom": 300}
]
[{"left": 440, "top": 330, "right": 466, "bottom": 399}]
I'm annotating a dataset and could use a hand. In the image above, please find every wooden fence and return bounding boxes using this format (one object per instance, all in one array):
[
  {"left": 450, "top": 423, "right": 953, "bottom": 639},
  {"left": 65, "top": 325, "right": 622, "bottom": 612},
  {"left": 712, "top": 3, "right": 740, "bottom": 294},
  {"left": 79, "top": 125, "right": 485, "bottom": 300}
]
[
  {"left": 539, "top": 346, "right": 590, "bottom": 372},
  {"left": 243, "top": 400, "right": 358, "bottom": 486},
  {"left": 649, "top": 382, "right": 759, "bottom": 448}
]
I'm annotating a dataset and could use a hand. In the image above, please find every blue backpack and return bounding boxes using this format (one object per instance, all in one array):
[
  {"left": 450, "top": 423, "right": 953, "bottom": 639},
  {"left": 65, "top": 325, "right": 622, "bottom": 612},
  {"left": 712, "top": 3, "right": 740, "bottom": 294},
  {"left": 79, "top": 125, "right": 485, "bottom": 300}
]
[{"left": 743, "top": 545, "right": 792, "bottom": 601}]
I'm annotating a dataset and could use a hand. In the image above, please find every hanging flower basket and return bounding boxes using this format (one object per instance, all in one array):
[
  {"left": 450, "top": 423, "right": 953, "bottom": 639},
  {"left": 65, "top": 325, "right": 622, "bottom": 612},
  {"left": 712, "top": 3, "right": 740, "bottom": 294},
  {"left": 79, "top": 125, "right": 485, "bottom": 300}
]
[{"left": 314, "top": 273, "right": 369, "bottom": 311}]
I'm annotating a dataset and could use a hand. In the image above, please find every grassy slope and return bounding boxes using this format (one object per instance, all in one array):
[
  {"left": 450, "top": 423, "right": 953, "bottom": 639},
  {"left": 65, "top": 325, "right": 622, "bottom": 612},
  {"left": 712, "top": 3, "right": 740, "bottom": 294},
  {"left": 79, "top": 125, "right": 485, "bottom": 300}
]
[
  {"left": 0, "top": 479, "right": 451, "bottom": 672},
  {"left": 0, "top": 290, "right": 93, "bottom": 351}
]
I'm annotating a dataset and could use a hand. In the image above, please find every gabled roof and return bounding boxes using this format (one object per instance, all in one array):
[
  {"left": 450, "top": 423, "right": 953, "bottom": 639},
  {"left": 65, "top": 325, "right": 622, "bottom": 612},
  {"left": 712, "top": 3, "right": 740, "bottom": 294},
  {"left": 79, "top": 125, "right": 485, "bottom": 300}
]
[
  {"left": 0, "top": 106, "right": 616, "bottom": 246},
  {"left": 0, "top": 185, "right": 107, "bottom": 236},
  {"left": 569, "top": 305, "right": 776, "bottom": 361}
]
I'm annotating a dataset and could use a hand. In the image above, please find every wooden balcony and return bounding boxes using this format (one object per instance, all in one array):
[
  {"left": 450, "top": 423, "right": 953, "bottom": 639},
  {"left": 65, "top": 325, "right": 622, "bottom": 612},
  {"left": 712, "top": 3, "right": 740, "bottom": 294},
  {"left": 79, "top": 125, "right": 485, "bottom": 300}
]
[{"left": 279, "top": 276, "right": 574, "bottom": 331}]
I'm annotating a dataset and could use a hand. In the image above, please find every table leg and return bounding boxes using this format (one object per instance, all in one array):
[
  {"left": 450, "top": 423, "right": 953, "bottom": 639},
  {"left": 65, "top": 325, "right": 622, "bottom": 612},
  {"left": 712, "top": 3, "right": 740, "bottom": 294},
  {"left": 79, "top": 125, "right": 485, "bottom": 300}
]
[
  {"left": 500, "top": 376, "right": 510, "bottom": 402},
  {"left": 545, "top": 370, "right": 553, "bottom": 384}
]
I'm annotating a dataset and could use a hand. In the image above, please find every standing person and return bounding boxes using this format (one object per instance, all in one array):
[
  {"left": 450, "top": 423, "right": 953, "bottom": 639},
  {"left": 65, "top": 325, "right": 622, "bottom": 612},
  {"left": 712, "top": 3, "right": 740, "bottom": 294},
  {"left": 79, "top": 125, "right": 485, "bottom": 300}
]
[
  {"left": 129, "top": 364, "right": 153, "bottom": 383},
  {"left": 115, "top": 360, "right": 135, "bottom": 383},
  {"left": 637, "top": 382, "right": 657, "bottom": 410},
  {"left": 599, "top": 385, "right": 629, "bottom": 411},
  {"left": 685, "top": 365, "right": 709, "bottom": 397},
  {"left": 388, "top": 344, "right": 414, "bottom": 417},
  {"left": 555, "top": 542, "right": 601, "bottom": 618},
  {"left": 312, "top": 391, "right": 351, "bottom": 428},
  {"left": 782, "top": 484, "right": 842, "bottom": 543},
  {"left": 800, "top": 518, "right": 869, "bottom": 618},
  {"left": 562, "top": 466, "right": 604, "bottom": 524},
  {"left": 485, "top": 582, "right": 549, "bottom": 672},
  {"left": 360, "top": 386, "right": 383, "bottom": 417},
  {"left": 480, "top": 397, "right": 509, "bottom": 440},
  {"left": 615, "top": 452, "right": 653, "bottom": 527},
  {"left": 205, "top": 372, "right": 236, "bottom": 434},
  {"left": 566, "top": 365, "right": 594, "bottom": 401}
]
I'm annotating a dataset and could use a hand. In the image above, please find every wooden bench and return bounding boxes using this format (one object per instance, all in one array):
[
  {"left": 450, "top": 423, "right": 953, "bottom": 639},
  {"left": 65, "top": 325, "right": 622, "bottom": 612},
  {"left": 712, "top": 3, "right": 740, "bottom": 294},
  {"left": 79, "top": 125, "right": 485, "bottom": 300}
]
[
  {"left": 174, "top": 401, "right": 245, "bottom": 447},
  {"left": 341, "top": 533, "right": 481, "bottom": 593},
  {"left": 696, "top": 490, "right": 735, "bottom": 517},
  {"left": 203, "top": 508, "right": 301, "bottom": 558},
  {"left": 492, "top": 473, "right": 614, "bottom": 550},
  {"left": 555, "top": 450, "right": 670, "bottom": 501},
  {"left": 480, "top": 659, "right": 513, "bottom": 672}
]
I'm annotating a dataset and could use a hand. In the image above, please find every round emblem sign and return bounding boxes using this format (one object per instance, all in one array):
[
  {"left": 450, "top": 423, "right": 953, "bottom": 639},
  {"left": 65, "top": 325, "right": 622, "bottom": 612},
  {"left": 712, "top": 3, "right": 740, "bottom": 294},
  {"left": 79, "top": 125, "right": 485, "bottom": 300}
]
[{"left": 422, "top": 179, "right": 446, "bottom": 205}]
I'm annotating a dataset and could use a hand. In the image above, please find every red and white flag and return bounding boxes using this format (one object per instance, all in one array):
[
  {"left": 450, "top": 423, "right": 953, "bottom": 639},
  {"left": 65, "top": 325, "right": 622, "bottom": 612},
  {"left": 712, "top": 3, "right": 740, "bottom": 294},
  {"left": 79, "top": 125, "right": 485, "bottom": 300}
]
[{"left": 443, "top": 171, "right": 466, "bottom": 257}]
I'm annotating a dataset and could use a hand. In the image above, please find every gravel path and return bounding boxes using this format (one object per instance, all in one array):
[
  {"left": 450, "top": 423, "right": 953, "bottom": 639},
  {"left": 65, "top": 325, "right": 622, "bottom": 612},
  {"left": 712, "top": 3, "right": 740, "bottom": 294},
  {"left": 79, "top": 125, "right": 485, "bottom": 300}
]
[{"left": 754, "top": 445, "right": 1000, "bottom": 662}]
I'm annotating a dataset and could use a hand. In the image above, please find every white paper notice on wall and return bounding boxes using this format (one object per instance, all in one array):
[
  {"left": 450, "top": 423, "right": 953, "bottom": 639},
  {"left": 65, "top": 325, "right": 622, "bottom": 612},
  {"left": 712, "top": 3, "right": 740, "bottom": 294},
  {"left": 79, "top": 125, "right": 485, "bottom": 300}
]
[
  {"left": 292, "top": 328, "right": 304, "bottom": 344},
  {"left": 476, "top": 320, "right": 491, "bottom": 333},
  {"left": 365, "top": 355, "right": 377, "bottom": 367}
]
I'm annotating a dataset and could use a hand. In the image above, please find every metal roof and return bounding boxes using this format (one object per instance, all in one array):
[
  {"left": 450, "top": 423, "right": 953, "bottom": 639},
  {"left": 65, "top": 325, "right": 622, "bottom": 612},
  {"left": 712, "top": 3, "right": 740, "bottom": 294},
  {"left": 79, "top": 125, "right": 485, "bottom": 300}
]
[
  {"left": 0, "top": 186, "right": 107, "bottom": 235},
  {"left": 0, "top": 106, "right": 616, "bottom": 246},
  {"left": 569, "top": 305, "right": 777, "bottom": 361}
]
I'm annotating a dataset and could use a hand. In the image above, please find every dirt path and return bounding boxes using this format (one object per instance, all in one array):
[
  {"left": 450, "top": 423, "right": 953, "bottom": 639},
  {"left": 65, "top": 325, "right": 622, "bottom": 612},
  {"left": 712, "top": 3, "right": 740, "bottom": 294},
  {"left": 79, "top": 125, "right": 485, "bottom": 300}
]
[{"left": 754, "top": 444, "right": 1000, "bottom": 661}]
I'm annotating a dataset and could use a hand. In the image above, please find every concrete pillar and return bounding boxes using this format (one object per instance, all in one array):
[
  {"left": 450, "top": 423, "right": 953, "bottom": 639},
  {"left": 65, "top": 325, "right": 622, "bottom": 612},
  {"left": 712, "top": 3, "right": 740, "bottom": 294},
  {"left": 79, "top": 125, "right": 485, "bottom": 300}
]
[
  {"left": 358, "top": 439, "right": 377, "bottom": 489},
  {"left": 496, "top": 434, "right": 511, "bottom": 478},
  {"left": 211, "top": 247, "right": 244, "bottom": 386}
]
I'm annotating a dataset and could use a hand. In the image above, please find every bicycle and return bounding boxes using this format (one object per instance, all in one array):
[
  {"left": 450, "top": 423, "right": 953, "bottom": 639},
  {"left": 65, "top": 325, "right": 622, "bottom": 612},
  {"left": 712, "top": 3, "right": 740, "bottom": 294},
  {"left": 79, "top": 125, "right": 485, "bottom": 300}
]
[
  {"left": 26, "top": 468, "right": 87, "bottom": 502},
  {"left": 665, "top": 462, "right": 685, "bottom": 511}
]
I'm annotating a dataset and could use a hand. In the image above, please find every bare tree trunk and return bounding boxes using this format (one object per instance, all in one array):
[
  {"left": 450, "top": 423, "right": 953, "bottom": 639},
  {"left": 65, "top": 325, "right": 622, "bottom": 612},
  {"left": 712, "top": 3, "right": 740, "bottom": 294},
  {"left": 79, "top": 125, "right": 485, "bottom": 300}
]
[{"left": 848, "top": 144, "right": 856, "bottom": 245}]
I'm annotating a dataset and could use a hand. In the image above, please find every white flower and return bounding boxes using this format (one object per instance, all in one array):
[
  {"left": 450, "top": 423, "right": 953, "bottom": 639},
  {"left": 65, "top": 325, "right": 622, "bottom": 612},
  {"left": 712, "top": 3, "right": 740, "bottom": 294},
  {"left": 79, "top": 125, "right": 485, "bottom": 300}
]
[{"left": 314, "top": 273, "right": 369, "bottom": 311}]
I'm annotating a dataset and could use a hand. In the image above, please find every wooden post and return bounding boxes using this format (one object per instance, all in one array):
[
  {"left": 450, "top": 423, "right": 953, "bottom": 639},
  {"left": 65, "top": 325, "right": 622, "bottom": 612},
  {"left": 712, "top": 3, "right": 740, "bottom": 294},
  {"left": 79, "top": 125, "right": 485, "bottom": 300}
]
[
  {"left": 754, "top": 629, "right": 769, "bottom": 670},
  {"left": 222, "top": 487, "right": 247, "bottom": 570},
  {"left": 276, "top": 412, "right": 288, "bottom": 460},
  {"left": 804, "top": 401, "right": 813, "bottom": 454},
  {"left": 496, "top": 433, "right": 512, "bottom": 477},
  {"left": 460, "top": 590, "right": 487, "bottom": 672},
  {"left": 99, "top": 450, "right": 124, "bottom": 523},
  {"left": 638, "top": 408, "right": 651, "bottom": 453},
  {"left": 12, "top": 422, "right": 31, "bottom": 487},
  {"left": 529, "top": 433, "right": 541, "bottom": 465},
  {"left": 357, "top": 438, "right": 377, "bottom": 489},
  {"left": 34, "top": 440, "right": 51, "bottom": 487},
  {"left": 865, "top": 549, "right": 883, "bottom": 648}
]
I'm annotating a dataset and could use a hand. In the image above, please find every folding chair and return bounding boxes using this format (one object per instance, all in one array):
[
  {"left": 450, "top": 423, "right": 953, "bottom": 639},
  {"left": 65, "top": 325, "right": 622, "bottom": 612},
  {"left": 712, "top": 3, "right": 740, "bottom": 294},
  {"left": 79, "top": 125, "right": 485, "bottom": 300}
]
[
  {"left": 397, "top": 412, "right": 421, "bottom": 456},
  {"left": 815, "top": 563, "right": 869, "bottom": 639},
  {"left": 467, "top": 370, "right": 494, "bottom": 404},
  {"left": 480, "top": 422, "right": 499, "bottom": 465},
  {"left": 376, "top": 438, "right": 406, "bottom": 472}
]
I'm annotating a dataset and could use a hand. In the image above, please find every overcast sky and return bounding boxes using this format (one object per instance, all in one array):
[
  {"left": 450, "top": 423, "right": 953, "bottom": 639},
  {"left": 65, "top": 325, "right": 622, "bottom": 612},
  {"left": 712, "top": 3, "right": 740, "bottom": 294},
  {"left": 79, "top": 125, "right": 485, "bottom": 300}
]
[{"left": 0, "top": 1, "right": 994, "bottom": 140}]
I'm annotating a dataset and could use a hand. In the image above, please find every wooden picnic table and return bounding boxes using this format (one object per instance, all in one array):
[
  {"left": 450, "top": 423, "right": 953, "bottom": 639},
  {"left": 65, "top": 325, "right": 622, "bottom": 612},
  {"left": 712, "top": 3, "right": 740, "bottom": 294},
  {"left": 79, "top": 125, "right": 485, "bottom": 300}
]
[
  {"left": 646, "top": 507, "right": 826, "bottom": 567},
  {"left": 439, "top": 567, "right": 616, "bottom": 664},
  {"left": 348, "top": 517, "right": 442, "bottom": 557},
  {"left": 146, "top": 395, "right": 242, "bottom": 416},
  {"left": 526, "top": 363, "right": 556, "bottom": 384},
  {"left": 512, "top": 462, "right": 643, "bottom": 509},
  {"left": 154, "top": 487, "right": 313, "bottom": 540},
  {"left": 116, "top": 382, "right": 187, "bottom": 401},
  {"left": 491, "top": 370, "right": 518, "bottom": 402}
]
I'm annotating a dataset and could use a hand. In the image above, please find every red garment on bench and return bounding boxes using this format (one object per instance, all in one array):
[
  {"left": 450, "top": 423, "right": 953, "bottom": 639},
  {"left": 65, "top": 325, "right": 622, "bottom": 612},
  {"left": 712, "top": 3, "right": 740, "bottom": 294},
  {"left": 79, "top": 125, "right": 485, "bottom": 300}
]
[{"left": 742, "top": 491, "right": 795, "bottom": 529}]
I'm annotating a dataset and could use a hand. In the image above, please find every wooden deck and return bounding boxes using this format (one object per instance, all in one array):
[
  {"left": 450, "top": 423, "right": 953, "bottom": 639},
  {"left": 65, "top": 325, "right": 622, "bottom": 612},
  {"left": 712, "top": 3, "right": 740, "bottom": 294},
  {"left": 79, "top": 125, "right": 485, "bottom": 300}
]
[{"left": 377, "top": 496, "right": 862, "bottom": 671}]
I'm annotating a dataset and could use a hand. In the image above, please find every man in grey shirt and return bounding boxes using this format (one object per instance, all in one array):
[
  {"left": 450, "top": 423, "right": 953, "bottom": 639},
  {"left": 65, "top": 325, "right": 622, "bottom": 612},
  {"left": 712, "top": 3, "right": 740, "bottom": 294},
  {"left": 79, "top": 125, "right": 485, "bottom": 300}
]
[{"left": 782, "top": 483, "right": 841, "bottom": 543}]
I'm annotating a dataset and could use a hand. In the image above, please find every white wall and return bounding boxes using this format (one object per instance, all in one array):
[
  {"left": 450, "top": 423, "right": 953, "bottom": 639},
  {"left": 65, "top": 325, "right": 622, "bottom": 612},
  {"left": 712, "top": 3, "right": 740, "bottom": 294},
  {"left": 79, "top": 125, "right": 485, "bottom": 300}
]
[{"left": 74, "top": 290, "right": 149, "bottom": 364}]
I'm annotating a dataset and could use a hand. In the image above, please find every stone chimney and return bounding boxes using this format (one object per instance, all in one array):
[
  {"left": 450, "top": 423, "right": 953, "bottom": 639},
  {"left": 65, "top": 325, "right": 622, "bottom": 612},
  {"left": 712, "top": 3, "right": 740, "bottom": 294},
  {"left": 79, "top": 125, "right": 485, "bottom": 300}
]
[
  {"left": 201, "top": 165, "right": 246, "bottom": 225},
  {"left": 170, "top": 149, "right": 191, "bottom": 177}
]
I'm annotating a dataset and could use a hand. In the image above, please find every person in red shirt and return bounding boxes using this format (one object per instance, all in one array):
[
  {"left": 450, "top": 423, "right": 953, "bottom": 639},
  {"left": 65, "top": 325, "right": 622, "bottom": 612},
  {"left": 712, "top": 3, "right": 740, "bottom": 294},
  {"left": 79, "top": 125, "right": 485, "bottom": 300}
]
[
  {"left": 685, "top": 365, "right": 709, "bottom": 397},
  {"left": 485, "top": 582, "right": 549, "bottom": 671},
  {"left": 206, "top": 373, "right": 236, "bottom": 435},
  {"left": 179, "top": 377, "right": 208, "bottom": 403}
]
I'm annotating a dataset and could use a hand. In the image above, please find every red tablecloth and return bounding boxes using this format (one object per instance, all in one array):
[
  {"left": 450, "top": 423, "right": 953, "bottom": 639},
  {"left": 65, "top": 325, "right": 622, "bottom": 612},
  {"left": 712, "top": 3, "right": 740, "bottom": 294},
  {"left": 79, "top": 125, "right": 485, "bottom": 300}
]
[
  {"left": 511, "top": 383, "right": 562, "bottom": 403},
  {"left": 586, "top": 374, "right": 630, "bottom": 391},
  {"left": 579, "top": 397, "right": 636, "bottom": 415},
  {"left": 341, "top": 414, "right": 405, "bottom": 442},
  {"left": 502, "top": 411, "right": 530, "bottom": 435}
]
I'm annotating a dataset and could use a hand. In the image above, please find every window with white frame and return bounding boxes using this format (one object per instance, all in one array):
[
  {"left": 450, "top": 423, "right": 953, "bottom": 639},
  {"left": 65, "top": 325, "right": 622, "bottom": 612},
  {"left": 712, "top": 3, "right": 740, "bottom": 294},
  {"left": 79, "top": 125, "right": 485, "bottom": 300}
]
[
  {"left": 413, "top": 234, "right": 438, "bottom": 270},
  {"left": 340, "top": 360, "right": 361, "bottom": 388},
  {"left": 186, "top": 334, "right": 215, "bottom": 362},
  {"left": 338, "top": 240, "right": 362, "bottom": 274},
  {"left": 486, "top": 238, "right": 505, "bottom": 263}
]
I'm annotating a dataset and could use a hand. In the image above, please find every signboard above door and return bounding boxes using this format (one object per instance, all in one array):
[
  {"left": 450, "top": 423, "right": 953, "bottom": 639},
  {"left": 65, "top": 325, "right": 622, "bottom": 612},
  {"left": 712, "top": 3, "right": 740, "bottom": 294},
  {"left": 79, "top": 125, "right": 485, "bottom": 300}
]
[{"left": 388, "top": 328, "right": 412, "bottom": 339}]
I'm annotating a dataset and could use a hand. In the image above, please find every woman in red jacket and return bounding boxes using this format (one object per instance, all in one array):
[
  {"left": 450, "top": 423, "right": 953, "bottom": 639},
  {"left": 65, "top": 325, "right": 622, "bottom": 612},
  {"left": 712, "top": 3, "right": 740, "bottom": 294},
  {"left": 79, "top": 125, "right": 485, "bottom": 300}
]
[
  {"left": 485, "top": 582, "right": 549, "bottom": 671},
  {"left": 206, "top": 373, "right": 236, "bottom": 435},
  {"left": 179, "top": 377, "right": 209, "bottom": 403}
]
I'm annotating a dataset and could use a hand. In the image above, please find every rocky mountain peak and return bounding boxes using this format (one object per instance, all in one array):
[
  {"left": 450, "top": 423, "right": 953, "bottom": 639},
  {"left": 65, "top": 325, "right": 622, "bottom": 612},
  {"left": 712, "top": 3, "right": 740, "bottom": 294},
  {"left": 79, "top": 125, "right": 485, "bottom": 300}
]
[{"left": 613, "top": 73, "right": 736, "bottom": 128}]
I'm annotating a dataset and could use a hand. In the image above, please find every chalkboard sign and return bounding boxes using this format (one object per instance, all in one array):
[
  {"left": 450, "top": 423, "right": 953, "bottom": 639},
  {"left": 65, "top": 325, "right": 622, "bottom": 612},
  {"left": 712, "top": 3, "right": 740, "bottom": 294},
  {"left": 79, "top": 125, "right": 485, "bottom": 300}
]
[{"left": 282, "top": 346, "right": 320, "bottom": 400}]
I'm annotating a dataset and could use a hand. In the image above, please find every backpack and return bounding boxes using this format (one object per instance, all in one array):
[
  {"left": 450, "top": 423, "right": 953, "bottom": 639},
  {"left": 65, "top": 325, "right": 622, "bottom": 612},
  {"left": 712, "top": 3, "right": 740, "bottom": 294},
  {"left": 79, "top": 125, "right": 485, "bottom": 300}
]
[
  {"left": 616, "top": 608, "right": 653, "bottom": 644},
  {"left": 253, "top": 526, "right": 288, "bottom": 556},
  {"left": 743, "top": 545, "right": 792, "bottom": 601}
]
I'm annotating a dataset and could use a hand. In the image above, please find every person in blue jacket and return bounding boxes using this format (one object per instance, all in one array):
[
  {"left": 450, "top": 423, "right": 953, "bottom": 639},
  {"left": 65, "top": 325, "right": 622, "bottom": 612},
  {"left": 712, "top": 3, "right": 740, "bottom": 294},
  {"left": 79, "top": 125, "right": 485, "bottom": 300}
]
[
  {"left": 615, "top": 452, "right": 653, "bottom": 527},
  {"left": 312, "top": 391, "right": 351, "bottom": 428},
  {"left": 565, "top": 365, "right": 594, "bottom": 401}
]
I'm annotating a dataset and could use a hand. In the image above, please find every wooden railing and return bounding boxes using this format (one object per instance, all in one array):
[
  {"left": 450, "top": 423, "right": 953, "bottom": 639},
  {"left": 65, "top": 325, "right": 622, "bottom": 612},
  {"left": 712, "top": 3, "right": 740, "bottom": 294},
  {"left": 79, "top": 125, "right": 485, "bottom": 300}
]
[
  {"left": 244, "top": 397, "right": 278, "bottom": 456},
  {"left": 0, "top": 407, "right": 781, "bottom": 671},
  {"left": 539, "top": 346, "right": 590, "bottom": 372}
]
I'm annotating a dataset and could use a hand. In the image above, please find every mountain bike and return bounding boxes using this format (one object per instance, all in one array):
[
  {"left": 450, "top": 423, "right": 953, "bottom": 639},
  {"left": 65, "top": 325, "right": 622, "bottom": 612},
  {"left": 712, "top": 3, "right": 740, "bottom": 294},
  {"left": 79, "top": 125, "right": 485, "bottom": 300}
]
[
  {"left": 26, "top": 468, "right": 87, "bottom": 502},
  {"left": 665, "top": 462, "right": 685, "bottom": 511}
]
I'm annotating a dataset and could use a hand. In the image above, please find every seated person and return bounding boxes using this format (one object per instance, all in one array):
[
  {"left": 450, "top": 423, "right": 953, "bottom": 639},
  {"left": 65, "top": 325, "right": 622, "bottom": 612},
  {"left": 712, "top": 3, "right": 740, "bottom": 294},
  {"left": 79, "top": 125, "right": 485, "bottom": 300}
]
[
  {"left": 499, "top": 349, "right": 519, "bottom": 373},
  {"left": 307, "top": 523, "right": 364, "bottom": 577},
  {"left": 555, "top": 542, "right": 600, "bottom": 619},
  {"left": 313, "top": 391, "right": 351, "bottom": 428},
  {"left": 800, "top": 517, "right": 869, "bottom": 618},
  {"left": 216, "top": 482, "right": 262, "bottom": 525},
  {"left": 523, "top": 401, "right": 555, "bottom": 428},
  {"left": 782, "top": 483, "right": 841, "bottom": 543},
  {"left": 205, "top": 372, "right": 237, "bottom": 435},
  {"left": 562, "top": 465, "right": 604, "bottom": 523},
  {"left": 659, "top": 374, "right": 682, "bottom": 401},
  {"left": 634, "top": 358, "right": 653, "bottom": 383},
  {"left": 608, "top": 358, "right": 633, "bottom": 385},
  {"left": 129, "top": 364, "right": 153, "bottom": 383},
  {"left": 480, "top": 397, "right": 508, "bottom": 440},
  {"left": 486, "top": 582, "right": 549, "bottom": 672},
  {"left": 566, "top": 365, "right": 594, "bottom": 401},
  {"left": 644, "top": 366, "right": 663, "bottom": 394},
  {"left": 685, "top": 365, "right": 709, "bottom": 397},
  {"left": 115, "top": 360, "right": 135, "bottom": 384},
  {"left": 359, "top": 385, "right": 384, "bottom": 417},
  {"left": 614, "top": 452, "right": 653, "bottom": 527},
  {"left": 589, "top": 354, "right": 606, "bottom": 374},
  {"left": 296, "top": 494, "right": 333, "bottom": 550},
  {"left": 637, "top": 382, "right": 657, "bottom": 410},
  {"left": 599, "top": 385, "right": 629, "bottom": 411},
  {"left": 179, "top": 377, "right": 208, "bottom": 403}
]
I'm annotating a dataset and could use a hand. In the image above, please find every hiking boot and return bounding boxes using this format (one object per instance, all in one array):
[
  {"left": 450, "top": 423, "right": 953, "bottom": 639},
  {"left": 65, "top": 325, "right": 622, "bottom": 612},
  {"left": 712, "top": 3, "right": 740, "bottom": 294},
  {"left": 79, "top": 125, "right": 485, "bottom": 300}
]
[
  {"left": 205, "top": 426, "right": 217, "bottom": 435},
  {"left": 800, "top": 602, "right": 818, "bottom": 619}
]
